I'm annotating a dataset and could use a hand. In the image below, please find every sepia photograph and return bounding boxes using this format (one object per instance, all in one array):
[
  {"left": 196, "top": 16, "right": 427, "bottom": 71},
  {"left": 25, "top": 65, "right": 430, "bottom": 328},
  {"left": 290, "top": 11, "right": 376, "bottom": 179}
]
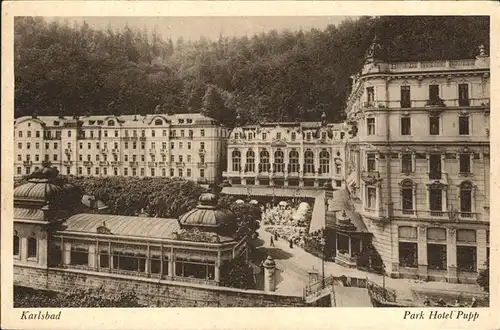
[{"left": 1, "top": 2, "right": 498, "bottom": 329}]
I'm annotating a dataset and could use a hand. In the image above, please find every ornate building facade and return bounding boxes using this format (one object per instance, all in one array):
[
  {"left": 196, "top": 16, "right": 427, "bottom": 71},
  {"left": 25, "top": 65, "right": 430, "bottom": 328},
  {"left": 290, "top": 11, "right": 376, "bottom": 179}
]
[
  {"left": 343, "top": 39, "right": 490, "bottom": 283},
  {"left": 14, "top": 166, "right": 248, "bottom": 288},
  {"left": 14, "top": 113, "right": 230, "bottom": 185},
  {"left": 223, "top": 119, "right": 346, "bottom": 189}
]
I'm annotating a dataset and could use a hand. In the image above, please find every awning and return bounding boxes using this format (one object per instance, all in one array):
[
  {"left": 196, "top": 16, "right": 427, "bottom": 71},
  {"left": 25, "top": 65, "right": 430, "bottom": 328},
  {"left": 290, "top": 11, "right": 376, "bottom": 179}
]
[{"left": 308, "top": 192, "right": 326, "bottom": 234}]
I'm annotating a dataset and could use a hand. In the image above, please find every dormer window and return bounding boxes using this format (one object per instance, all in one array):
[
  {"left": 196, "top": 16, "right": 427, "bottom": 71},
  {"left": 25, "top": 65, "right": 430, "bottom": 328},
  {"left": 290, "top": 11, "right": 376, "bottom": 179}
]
[
  {"left": 179, "top": 119, "right": 184, "bottom": 124},
  {"left": 321, "top": 132, "right": 327, "bottom": 140},
  {"left": 107, "top": 120, "right": 115, "bottom": 126},
  {"left": 291, "top": 132, "right": 296, "bottom": 141},
  {"left": 54, "top": 121, "right": 60, "bottom": 126},
  {"left": 155, "top": 119, "right": 163, "bottom": 126},
  {"left": 262, "top": 133, "right": 267, "bottom": 140},
  {"left": 276, "top": 133, "right": 281, "bottom": 139},
  {"left": 306, "top": 132, "right": 312, "bottom": 140},
  {"left": 187, "top": 119, "right": 193, "bottom": 124},
  {"left": 234, "top": 133, "right": 240, "bottom": 140},
  {"left": 89, "top": 120, "right": 95, "bottom": 125}
]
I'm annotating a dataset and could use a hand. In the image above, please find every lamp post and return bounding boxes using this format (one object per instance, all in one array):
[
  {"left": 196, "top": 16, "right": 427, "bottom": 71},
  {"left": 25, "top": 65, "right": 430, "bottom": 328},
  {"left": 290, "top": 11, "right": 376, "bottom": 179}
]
[{"left": 321, "top": 234, "right": 326, "bottom": 289}]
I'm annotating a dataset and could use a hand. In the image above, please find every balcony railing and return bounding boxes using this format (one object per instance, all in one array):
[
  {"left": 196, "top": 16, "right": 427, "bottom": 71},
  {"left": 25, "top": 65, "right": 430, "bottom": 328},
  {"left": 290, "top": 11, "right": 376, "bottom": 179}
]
[
  {"left": 425, "top": 98, "right": 446, "bottom": 107},
  {"left": 129, "top": 161, "right": 138, "bottom": 167},
  {"left": 111, "top": 149, "right": 119, "bottom": 154},
  {"left": 149, "top": 149, "right": 156, "bottom": 154},
  {"left": 379, "top": 98, "right": 490, "bottom": 109},
  {"left": 158, "top": 161, "right": 167, "bottom": 166},
  {"left": 389, "top": 59, "right": 478, "bottom": 71},
  {"left": 63, "top": 160, "right": 73, "bottom": 166},
  {"left": 23, "top": 161, "right": 32, "bottom": 166},
  {"left": 148, "top": 162, "right": 157, "bottom": 167},
  {"left": 99, "top": 161, "right": 108, "bottom": 166},
  {"left": 363, "top": 101, "right": 376, "bottom": 108},
  {"left": 428, "top": 171, "right": 442, "bottom": 180},
  {"left": 361, "top": 170, "right": 381, "bottom": 184},
  {"left": 176, "top": 162, "right": 185, "bottom": 167},
  {"left": 111, "top": 161, "right": 120, "bottom": 166},
  {"left": 64, "top": 149, "right": 72, "bottom": 154},
  {"left": 83, "top": 161, "right": 93, "bottom": 166},
  {"left": 197, "top": 162, "right": 207, "bottom": 168},
  {"left": 139, "top": 136, "right": 147, "bottom": 141},
  {"left": 199, "top": 149, "right": 206, "bottom": 153},
  {"left": 160, "top": 149, "right": 168, "bottom": 153},
  {"left": 100, "top": 149, "right": 108, "bottom": 154}
]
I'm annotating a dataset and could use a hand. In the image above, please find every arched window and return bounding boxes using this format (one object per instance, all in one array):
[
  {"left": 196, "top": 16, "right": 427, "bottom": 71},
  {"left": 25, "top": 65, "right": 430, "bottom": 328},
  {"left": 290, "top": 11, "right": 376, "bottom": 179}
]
[
  {"left": 460, "top": 181, "right": 473, "bottom": 216},
  {"left": 155, "top": 119, "right": 163, "bottom": 126},
  {"left": 288, "top": 150, "right": 299, "bottom": 173},
  {"left": 304, "top": 150, "right": 315, "bottom": 173},
  {"left": 274, "top": 149, "right": 284, "bottom": 173},
  {"left": 107, "top": 120, "right": 115, "bottom": 126},
  {"left": 259, "top": 149, "right": 270, "bottom": 173},
  {"left": 232, "top": 150, "right": 241, "bottom": 172},
  {"left": 319, "top": 150, "right": 330, "bottom": 174},
  {"left": 246, "top": 150, "right": 255, "bottom": 172},
  {"left": 401, "top": 180, "right": 414, "bottom": 214},
  {"left": 13, "top": 231, "right": 20, "bottom": 256},
  {"left": 27, "top": 236, "right": 37, "bottom": 258}
]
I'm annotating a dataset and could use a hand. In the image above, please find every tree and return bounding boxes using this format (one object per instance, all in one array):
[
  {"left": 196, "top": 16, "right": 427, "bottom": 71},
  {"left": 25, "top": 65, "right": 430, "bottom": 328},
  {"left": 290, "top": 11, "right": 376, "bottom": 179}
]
[{"left": 477, "top": 260, "right": 489, "bottom": 292}]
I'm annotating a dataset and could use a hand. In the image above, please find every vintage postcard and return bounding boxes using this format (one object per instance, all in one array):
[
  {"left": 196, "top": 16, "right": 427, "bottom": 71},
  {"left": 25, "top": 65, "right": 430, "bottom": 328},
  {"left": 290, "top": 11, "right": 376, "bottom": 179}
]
[{"left": 1, "top": 1, "right": 499, "bottom": 329}]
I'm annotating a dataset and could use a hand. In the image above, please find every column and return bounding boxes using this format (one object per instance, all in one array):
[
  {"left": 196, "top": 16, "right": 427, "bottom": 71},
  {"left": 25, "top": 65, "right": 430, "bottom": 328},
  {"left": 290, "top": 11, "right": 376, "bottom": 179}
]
[
  {"left": 88, "top": 244, "right": 96, "bottom": 268},
  {"left": 425, "top": 185, "right": 430, "bottom": 211},
  {"left": 21, "top": 237, "right": 28, "bottom": 261},
  {"left": 228, "top": 148, "right": 233, "bottom": 173},
  {"left": 38, "top": 238, "right": 48, "bottom": 266},
  {"left": 412, "top": 184, "right": 417, "bottom": 215},
  {"left": 145, "top": 244, "right": 150, "bottom": 276},
  {"left": 95, "top": 240, "right": 100, "bottom": 269},
  {"left": 447, "top": 227, "right": 458, "bottom": 283},
  {"left": 361, "top": 182, "right": 366, "bottom": 209},
  {"left": 376, "top": 185, "right": 381, "bottom": 217},
  {"left": 443, "top": 186, "right": 448, "bottom": 212},
  {"left": 169, "top": 247, "right": 175, "bottom": 278},
  {"left": 426, "top": 154, "right": 430, "bottom": 174},
  {"left": 215, "top": 251, "right": 221, "bottom": 284},
  {"left": 255, "top": 148, "right": 260, "bottom": 185},
  {"left": 417, "top": 225, "right": 428, "bottom": 280},
  {"left": 63, "top": 242, "right": 71, "bottom": 265},
  {"left": 476, "top": 229, "right": 487, "bottom": 271}
]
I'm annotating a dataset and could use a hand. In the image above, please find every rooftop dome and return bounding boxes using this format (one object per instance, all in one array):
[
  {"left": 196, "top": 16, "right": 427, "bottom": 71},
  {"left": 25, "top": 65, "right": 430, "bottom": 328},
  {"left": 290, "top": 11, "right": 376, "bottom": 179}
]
[
  {"left": 178, "top": 193, "right": 235, "bottom": 230},
  {"left": 14, "top": 166, "right": 80, "bottom": 208}
]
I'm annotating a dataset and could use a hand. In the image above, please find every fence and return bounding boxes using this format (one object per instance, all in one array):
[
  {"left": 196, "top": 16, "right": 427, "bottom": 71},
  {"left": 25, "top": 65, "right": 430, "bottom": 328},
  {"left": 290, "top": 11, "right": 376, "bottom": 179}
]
[{"left": 303, "top": 274, "right": 397, "bottom": 304}]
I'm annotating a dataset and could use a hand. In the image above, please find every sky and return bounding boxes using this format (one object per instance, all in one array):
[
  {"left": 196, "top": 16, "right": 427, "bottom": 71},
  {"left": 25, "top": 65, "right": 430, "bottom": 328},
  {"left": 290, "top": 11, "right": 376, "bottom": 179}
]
[{"left": 47, "top": 16, "right": 356, "bottom": 41}]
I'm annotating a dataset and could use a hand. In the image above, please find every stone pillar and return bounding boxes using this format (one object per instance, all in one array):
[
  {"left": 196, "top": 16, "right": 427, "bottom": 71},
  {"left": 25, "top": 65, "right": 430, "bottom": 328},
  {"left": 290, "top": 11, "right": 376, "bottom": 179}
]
[
  {"left": 476, "top": 229, "right": 487, "bottom": 271},
  {"left": 37, "top": 238, "right": 48, "bottom": 267},
  {"left": 88, "top": 244, "right": 96, "bottom": 268},
  {"left": 417, "top": 225, "right": 428, "bottom": 280},
  {"left": 376, "top": 185, "right": 381, "bottom": 217},
  {"left": 447, "top": 227, "right": 458, "bottom": 283},
  {"left": 21, "top": 237, "right": 28, "bottom": 261},
  {"left": 263, "top": 256, "right": 276, "bottom": 292},
  {"left": 425, "top": 185, "right": 430, "bottom": 211},
  {"left": 443, "top": 186, "right": 448, "bottom": 212},
  {"left": 63, "top": 242, "right": 71, "bottom": 265},
  {"left": 169, "top": 248, "right": 175, "bottom": 278}
]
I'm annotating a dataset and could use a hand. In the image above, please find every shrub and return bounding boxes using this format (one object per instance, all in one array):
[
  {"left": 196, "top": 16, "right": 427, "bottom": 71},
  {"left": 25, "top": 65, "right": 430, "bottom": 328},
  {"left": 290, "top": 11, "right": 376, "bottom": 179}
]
[
  {"left": 356, "top": 244, "right": 385, "bottom": 275},
  {"left": 477, "top": 260, "right": 489, "bottom": 292}
]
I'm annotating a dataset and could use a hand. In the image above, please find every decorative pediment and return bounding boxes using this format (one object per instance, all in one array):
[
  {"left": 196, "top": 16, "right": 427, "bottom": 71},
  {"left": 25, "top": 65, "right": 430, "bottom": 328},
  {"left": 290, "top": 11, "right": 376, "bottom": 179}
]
[{"left": 96, "top": 221, "right": 112, "bottom": 235}]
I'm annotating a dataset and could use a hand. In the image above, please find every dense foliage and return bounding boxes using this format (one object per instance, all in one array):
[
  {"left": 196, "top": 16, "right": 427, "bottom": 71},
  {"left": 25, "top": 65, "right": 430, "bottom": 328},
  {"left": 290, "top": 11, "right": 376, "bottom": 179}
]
[
  {"left": 15, "top": 16, "right": 488, "bottom": 126},
  {"left": 356, "top": 244, "right": 385, "bottom": 275},
  {"left": 14, "top": 286, "right": 143, "bottom": 307},
  {"left": 220, "top": 256, "right": 256, "bottom": 290}
]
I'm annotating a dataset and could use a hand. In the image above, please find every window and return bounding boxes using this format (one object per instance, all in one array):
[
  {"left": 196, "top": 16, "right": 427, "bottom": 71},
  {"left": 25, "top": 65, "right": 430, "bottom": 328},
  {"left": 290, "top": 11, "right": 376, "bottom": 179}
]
[
  {"left": 456, "top": 229, "right": 477, "bottom": 272},
  {"left": 200, "top": 129, "right": 205, "bottom": 137},
  {"left": 187, "top": 142, "right": 191, "bottom": 150},
  {"left": 27, "top": 131, "right": 32, "bottom": 138},
  {"left": 171, "top": 142, "right": 174, "bottom": 149},
  {"left": 245, "top": 151, "right": 255, "bottom": 172},
  {"left": 140, "top": 168, "right": 144, "bottom": 176},
  {"left": 87, "top": 167, "right": 91, "bottom": 175},
  {"left": 141, "top": 130, "right": 145, "bottom": 137},
  {"left": 114, "top": 130, "right": 118, "bottom": 138},
  {"left": 141, "top": 142, "right": 145, "bottom": 150},
  {"left": 178, "top": 155, "right": 183, "bottom": 163},
  {"left": 163, "top": 130, "right": 167, "bottom": 137},
  {"left": 200, "top": 154, "right": 205, "bottom": 164},
  {"left": 170, "top": 168, "right": 174, "bottom": 177},
  {"left": 170, "top": 155, "right": 174, "bottom": 162},
  {"left": 366, "top": 118, "right": 375, "bottom": 135},
  {"left": 13, "top": 232, "right": 20, "bottom": 256},
  {"left": 35, "top": 154, "right": 39, "bottom": 161},
  {"left": 104, "top": 130, "right": 108, "bottom": 138},
  {"left": 18, "top": 142, "right": 22, "bottom": 149},
  {"left": 429, "top": 184, "right": 443, "bottom": 215},
  {"left": 262, "top": 132, "right": 267, "bottom": 140},
  {"left": 45, "top": 143, "right": 49, "bottom": 149},
  {"left": 401, "top": 153, "right": 413, "bottom": 173},
  {"left": 276, "top": 132, "right": 281, "bottom": 139},
  {"left": 401, "top": 86, "right": 411, "bottom": 108},
  {"left": 232, "top": 150, "right": 241, "bottom": 172},
  {"left": 291, "top": 132, "right": 296, "bottom": 141},
  {"left": 181, "top": 130, "right": 185, "bottom": 137},
  {"left": 53, "top": 154, "right": 58, "bottom": 161},
  {"left": 200, "top": 142, "right": 205, "bottom": 150},
  {"left": 398, "top": 226, "right": 417, "bottom": 268},
  {"left": 429, "top": 84, "right": 440, "bottom": 104},
  {"left": 18, "top": 131, "right": 22, "bottom": 138},
  {"left": 66, "top": 167, "right": 71, "bottom": 175},
  {"left": 70, "top": 246, "right": 89, "bottom": 266},
  {"left": 27, "top": 236, "right": 37, "bottom": 258},
  {"left": 401, "top": 117, "right": 411, "bottom": 135},
  {"left": 151, "top": 168, "right": 155, "bottom": 176},
  {"left": 304, "top": 150, "right": 315, "bottom": 173},
  {"left": 335, "top": 162, "right": 342, "bottom": 175},
  {"left": 95, "top": 167, "right": 100, "bottom": 175},
  {"left": 401, "top": 180, "right": 414, "bottom": 214},
  {"left": 78, "top": 167, "right": 82, "bottom": 175},
  {"left": 288, "top": 150, "right": 300, "bottom": 173},
  {"left": 175, "top": 258, "right": 215, "bottom": 280},
  {"left": 366, "top": 153, "right": 376, "bottom": 172},
  {"left": 54, "top": 142, "right": 58, "bottom": 149},
  {"left": 319, "top": 150, "right": 330, "bottom": 174},
  {"left": 458, "top": 84, "right": 469, "bottom": 106},
  {"left": 272, "top": 150, "right": 284, "bottom": 173},
  {"left": 125, "top": 142, "right": 129, "bottom": 149},
  {"left": 429, "top": 116, "right": 440, "bottom": 135},
  {"left": 161, "top": 168, "right": 165, "bottom": 177},
  {"left": 428, "top": 154, "right": 442, "bottom": 180},
  {"left": 179, "top": 142, "right": 183, "bottom": 149},
  {"left": 88, "top": 142, "right": 91, "bottom": 149},
  {"left": 427, "top": 228, "right": 447, "bottom": 270},
  {"left": 140, "top": 155, "right": 145, "bottom": 162},
  {"left": 178, "top": 168, "right": 183, "bottom": 177},
  {"left": 124, "top": 168, "right": 128, "bottom": 176},
  {"left": 259, "top": 149, "right": 270, "bottom": 173},
  {"left": 200, "top": 169, "right": 205, "bottom": 178},
  {"left": 133, "top": 130, "right": 137, "bottom": 137},
  {"left": 366, "top": 86, "right": 375, "bottom": 106},
  {"left": 151, "top": 130, "right": 156, "bottom": 137},
  {"left": 133, "top": 142, "right": 137, "bottom": 150},
  {"left": 459, "top": 116, "right": 469, "bottom": 135},
  {"left": 35, "top": 142, "right": 40, "bottom": 149},
  {"left": 17, "top": 167, "right": 21, "bottom": 175},
  {"left": 459, "top": 153, "right": 471, "bottom": 174},
  {"left": 459, "top": 181, "right": 473, "bottom": 215},
  {"left": 189, "top": 130, "right": 193, "bottom": 138},
  {"left": 111, "top": 250, "right": 146, "bottom": 273},
  {"left": 321, "top": 132, "right": 327, "bottom": 140},
  {"left": 366, "top": 187, "right": 377, "bottom": 209},
  {"left": 27, "top": 142, "right": 31, "bottom": 149},
  {"left": 186, "top": 168, "right": 191, "bottom": 177}
]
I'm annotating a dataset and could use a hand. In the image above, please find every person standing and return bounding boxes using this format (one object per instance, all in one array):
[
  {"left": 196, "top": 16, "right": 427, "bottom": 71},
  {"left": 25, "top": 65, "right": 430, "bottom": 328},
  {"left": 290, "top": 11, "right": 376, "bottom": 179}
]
[
  {"left": 274, "top": 232, "right": 278, "bottom": 241},
  {"left": 270, "top": 236, "right": 275, "bottom": 247}
]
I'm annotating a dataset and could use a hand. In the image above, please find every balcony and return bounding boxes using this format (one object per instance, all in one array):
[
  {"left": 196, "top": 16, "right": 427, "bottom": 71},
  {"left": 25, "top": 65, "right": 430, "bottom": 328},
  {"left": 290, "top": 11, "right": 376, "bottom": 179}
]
[
  {"left": 148, "top": 162, "right": 157, "bottom": 167},
  {"left": 130, "top": 136, "right": 138, "bottom": 141},
  {"left": 139, "top": 137, "right": 147, "bottom": 141},
  {"left": 111, "top": 161, "right": 120, "bottom": 166},
  {"left": 158, "top": 162, "right": 167, "bottom": 167},
  {"left": 64, "top": 149, "right": 72, "bottom": 154},
  {"left": 83, "top": 161, "right": 93, "bottom": 166},
  {"left": 197, "top": 162, "right": 207, "bottom": 168},
  {"left": 100, "top": 149, "right": 108, "bottom": 154},
  {"left": 176, "top": 162, "right": 185, "bottom": 168},
  {"left": 63, "top": 160, "right": 73, "bottom": 166},
  {"left": 361, "top": 171, "right": 381, "bottom": 185},
  {"left": 111, "top": 149, "right": 119, "bottom": 154},
  {"left": 160, "top": 149, "right": 168, "bottom": 154},
  {"left": 199, "top": 149, "right": 206, "bottom": 154},
  {"left": 129, "top": 161, "right": 138, "bottom": 167},
  {"left": 23, "top": 161, "right": 32, "bottom": 166},
  {"left": 149, "top": 149, "right": 156, "bottom": 154},
  {"left": 122, "top": 136, "right": 130, "bottom": 141},
  {"left": 389, "top": 59, "right": 479, "bottom": 72},
  {"left": 363, "top": 101, "right": 376, "bottom": 108},
  {"left": 99, "top": 161, "right": 109, "bottom": 166},
  {"left": 425, "top": 98, "right": 446, "bottom": 107}
]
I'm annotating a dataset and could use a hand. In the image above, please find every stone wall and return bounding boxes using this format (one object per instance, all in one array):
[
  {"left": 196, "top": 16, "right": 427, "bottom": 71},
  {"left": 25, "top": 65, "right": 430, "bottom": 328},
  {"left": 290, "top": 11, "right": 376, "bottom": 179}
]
[{"left": 14, "top": 265, "right": 306, "bottom": 307}]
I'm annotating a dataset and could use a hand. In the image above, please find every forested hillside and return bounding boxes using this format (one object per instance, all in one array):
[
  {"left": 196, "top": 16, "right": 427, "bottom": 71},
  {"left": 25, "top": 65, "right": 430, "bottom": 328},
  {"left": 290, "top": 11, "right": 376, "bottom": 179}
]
[{"left": 14, "top": 16, "right": 489, "bottom": 126}]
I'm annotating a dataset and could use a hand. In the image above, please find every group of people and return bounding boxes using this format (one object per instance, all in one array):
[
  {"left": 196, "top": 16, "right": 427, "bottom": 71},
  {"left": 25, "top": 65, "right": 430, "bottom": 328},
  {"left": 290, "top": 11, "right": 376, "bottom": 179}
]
[{"left": 423, "top": 296, "right": 478, "bottom": 307}]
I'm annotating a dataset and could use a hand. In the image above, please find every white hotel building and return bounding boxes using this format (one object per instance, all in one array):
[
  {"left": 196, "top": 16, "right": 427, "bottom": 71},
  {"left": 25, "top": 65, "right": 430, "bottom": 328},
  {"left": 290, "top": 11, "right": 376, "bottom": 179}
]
[
  {"left": 343, "top": 39, "right": 490, "bottom": 283},
  {"left": 14, "top": 113, "right": 229, "bottom": 185}
]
